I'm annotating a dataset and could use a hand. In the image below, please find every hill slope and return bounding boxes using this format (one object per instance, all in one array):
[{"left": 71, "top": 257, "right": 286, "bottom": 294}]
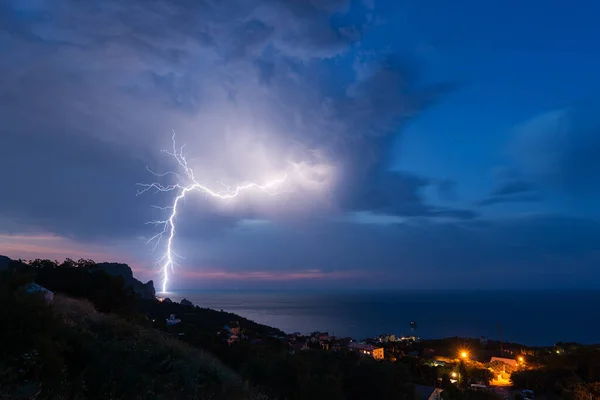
[{"left": 0, "top": 290, "right": 265, "bottom": 400}]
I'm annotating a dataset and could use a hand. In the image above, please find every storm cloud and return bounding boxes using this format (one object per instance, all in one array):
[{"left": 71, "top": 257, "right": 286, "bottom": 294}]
[
  {"left": 0, "top": 0, "right": 468, "bottom": 241},
  {"left": 1, "top": 0, "right": 599, "bottom": 290}
]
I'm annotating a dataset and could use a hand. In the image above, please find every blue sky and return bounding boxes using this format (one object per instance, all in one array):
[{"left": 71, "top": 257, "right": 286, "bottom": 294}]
[{"left": 1, "top": 0, "right": 599, "bottom": 290}]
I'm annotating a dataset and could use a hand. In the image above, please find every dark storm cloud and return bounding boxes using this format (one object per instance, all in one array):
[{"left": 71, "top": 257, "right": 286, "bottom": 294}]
[
  {"left": 0, "top": 0, "right": 471, "bottom": 242},
  {"left": 175, "top": 213, "right": 600, "bottom": 289}
]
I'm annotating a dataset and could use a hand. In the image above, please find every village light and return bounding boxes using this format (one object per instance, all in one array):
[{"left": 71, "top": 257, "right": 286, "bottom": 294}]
[
  {"left": 451, "top": 372, "right": 458, "bottom": 378},
  {"left": 518, "top": 356, "right": 524, "bottom": 363},
  {"left": 460, "top": 351, "right": 468, "bottom": 359}
]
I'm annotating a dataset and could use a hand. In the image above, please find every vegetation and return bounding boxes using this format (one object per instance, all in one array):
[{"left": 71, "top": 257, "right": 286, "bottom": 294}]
[
  {"left": 0, "top": 276, "right": 258, "bottom": 399},
  {"left": 213, "top": 342, "right": 415, "bottom": 400},
  {"left": 511, "top": 348, "right": 600, "bottom": 399}
]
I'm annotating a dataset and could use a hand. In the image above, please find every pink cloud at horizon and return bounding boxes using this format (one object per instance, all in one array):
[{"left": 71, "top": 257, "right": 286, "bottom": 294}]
[
  {"left": 0, "top": 234, "right": 375, "bottom": 287},
  {"left": 0, "top": 233, "right": 150, "bottom": 277},
  {"left": 180, "top": 268, "right": 366, "bottom": 282}
]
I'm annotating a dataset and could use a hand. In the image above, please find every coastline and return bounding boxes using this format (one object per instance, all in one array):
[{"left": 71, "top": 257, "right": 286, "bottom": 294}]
[{"left": 165, "top": 289, "right": 600, "bottom": 347}]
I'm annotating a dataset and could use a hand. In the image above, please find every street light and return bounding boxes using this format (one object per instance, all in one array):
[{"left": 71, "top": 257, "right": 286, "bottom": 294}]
[
  {"left": 460, "top": 351, "right": 468, "bottom": 359},
  {"left": 518, "top": 356, "right": 524, "bottom": 363},
  {"left": 451, "top": 372, "right": 457, "bottom": 378}
]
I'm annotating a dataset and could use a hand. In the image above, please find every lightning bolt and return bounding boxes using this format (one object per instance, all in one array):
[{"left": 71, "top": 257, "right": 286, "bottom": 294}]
[{"left": 137, "top": 132, "right": 287, "bottom": 293}]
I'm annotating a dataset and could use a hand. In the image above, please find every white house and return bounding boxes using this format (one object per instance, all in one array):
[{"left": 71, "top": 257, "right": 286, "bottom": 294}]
[
  {"left": 24, "top": 283, "right": 54, "bottom": 305},
  {"left": 166, "top": 314, "right": 181, "bottom": 326}
]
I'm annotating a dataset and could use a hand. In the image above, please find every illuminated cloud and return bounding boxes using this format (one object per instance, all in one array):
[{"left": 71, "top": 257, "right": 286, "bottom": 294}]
[{"left": 0, "top": 0, "right": 467, "bottom": 243}]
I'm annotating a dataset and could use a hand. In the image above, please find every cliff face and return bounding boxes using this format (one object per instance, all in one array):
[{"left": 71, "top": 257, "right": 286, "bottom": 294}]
[{"left": 92, "top": 263, "right": 155, "bottom": 299}]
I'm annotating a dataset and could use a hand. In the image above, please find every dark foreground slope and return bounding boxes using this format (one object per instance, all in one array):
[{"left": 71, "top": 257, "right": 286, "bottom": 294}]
[{"left": 0, "top": 288, "right": 264, "bottom": 400}]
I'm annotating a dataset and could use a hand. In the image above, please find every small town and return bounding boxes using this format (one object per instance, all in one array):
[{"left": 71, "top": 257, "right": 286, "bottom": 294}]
[{"left": 161, "top": 296, "right": 598, "bottom": 400}]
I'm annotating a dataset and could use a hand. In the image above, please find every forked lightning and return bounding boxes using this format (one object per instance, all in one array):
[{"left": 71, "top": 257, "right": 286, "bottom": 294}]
[{"left": 137, "top": 133, "right": 287, "bottom": 293}]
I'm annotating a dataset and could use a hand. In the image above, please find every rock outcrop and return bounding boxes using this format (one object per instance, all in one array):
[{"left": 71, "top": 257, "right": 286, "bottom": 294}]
[
  {"left": 92, "top": 262, "right": 156, "bottom": 299},
  {"left": 180, "top": 298, "right": 194, "bottom": 307}
]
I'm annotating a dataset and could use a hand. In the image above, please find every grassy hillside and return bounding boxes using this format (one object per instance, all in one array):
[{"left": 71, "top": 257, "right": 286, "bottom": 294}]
[{"left": 0, "top": 288, "right": 264, "bottom": 400}]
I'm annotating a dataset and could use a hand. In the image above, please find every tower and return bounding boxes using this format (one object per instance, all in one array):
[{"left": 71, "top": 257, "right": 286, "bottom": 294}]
[{"left": 410, "top": 321, "right": 417, "bottom": 335}]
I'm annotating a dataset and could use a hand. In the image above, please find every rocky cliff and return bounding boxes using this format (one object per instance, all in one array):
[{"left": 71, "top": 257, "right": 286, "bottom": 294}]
[
  {"left": 92, "top": 262, "right": 156, "bottom": 299},
  {"left": 0, "top": 256, "right": 156, "bottom": 299}
]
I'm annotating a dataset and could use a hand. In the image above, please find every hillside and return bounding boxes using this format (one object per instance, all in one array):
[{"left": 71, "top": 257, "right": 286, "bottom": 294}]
[
  {"left": 0, "top": 289, "right": 264, "bottom": 400},
  {"left": 0, "top": 255, "right": 11, "bottom": 269},
  {"left": 0, "top": 257, "right": 421, "bottom": 400}
]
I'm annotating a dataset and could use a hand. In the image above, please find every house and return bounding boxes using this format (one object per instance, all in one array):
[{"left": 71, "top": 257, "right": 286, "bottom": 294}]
[
  {"left": 427, "top": 359, "right": 446, "bottom": 367},
  {"left": 24, "top": 283, "right": 54, "bottom": 305},
  {"left": 288, "top": 341, "right": 309, "bottom": 354},
  {"left": 399, "top": 336, "right": 419, "bottom": 342},
  {"left": 378, "top": 334, "right": 396, "bottom": 343},
  {"left": 166, "top": 314, "right": 181, "bottom": 326},
  {"left": 348, "top": 343, "right": 384, "bottom": 360},
  {"left": 423, "top": 348, "right": 435, "bottom": 356},
  {"left": 317, "top": 333, "right": 330, "bottom": 342},
  {"left": 415, "top": 385, "right": 443, "bottom": 400},
  {"left": 223, "top": 322, "right": 241, "bottom": 336},
  {"left": 309, "top": 331, "right": 329, "bottom": 343},
  {"left": 490, "top": 357, "right": 518, "bottom": 368},
  {"left": 229, "top": 321, "right": 240, "bottom": 336}
]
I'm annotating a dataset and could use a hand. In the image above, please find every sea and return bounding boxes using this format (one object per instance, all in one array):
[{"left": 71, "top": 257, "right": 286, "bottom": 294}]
[{"left": 165, "top": 290, "right": 600, "bottom": 346}]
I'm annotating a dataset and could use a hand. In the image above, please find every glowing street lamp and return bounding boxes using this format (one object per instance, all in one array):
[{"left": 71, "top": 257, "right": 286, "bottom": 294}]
[
  {"left": 518, "top": 356, "right": 524, "bottom": 363},
  {"left": 451, "top": 372, "right": 458, "bottom": 378},
  {"left": 460, "top": 351, "right": 468, "bottom": 359}
]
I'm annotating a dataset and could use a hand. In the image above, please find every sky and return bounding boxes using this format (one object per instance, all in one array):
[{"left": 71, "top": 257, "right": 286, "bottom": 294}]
[{"left": 1, "top": 0, "right": 600, "bottom": 291}]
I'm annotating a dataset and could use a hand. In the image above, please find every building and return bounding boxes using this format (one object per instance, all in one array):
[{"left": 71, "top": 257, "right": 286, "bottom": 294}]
[
  {"left": 348, "top": 343, "right": 384, "bottom": 360},
  {"left": 426, "top": 359, "right": 446, "bottom": 367},
  {"left": 166, "top": 314, "right": 181, "bottom": 326},
  {"left": 288, "top": 341, "right": 309, "bottom": 354},
  {"left": 378, "top": 334, "right": 396, "bottom": 343},
  {"left": 223, "top": 322, "right": 240, "bottom": 336}
]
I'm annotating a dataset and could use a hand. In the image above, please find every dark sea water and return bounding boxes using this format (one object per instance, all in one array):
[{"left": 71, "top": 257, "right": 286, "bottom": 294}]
[{"left": 165, "top": 290, "right": 600, "bottom": 346}]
